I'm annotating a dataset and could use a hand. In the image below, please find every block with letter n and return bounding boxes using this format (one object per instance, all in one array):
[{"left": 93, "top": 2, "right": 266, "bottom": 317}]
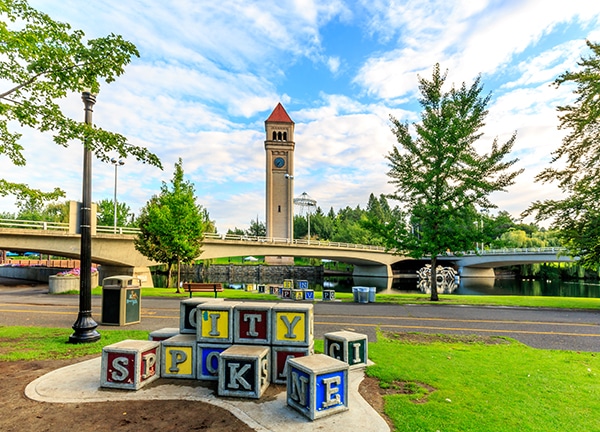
[
  {"left": 100, "top": 339, "right": 160, "bottom": 390},
  {"left": 324, "top": 330, "right": 368, "bottom": 369},
  {"left": 286, "top": 354, "right": 349, "bottom": 420}
]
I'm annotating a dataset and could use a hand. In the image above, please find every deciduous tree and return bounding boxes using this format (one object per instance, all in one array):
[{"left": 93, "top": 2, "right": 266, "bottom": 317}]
[
  {"left": 135, "top": 159, "right": 209, "bottom": 291},
  {"left": 0, "top": 0, "right": 161, "bottom": 204},
  {"left": 382, "top": 64, "right": 522, "bottom": 300},
  {"left": 524, "top": 41, "right": 600, "bottom": 268}
]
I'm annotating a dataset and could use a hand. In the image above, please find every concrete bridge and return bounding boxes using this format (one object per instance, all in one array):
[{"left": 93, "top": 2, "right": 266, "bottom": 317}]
[{"left": 0, "top": 219, "right": 577, "bottom": 285}]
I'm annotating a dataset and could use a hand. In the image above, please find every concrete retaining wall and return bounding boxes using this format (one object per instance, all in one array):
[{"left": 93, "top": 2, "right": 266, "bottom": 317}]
[{"left": 0, "top": 266, "right": 64, "bottom": 282}]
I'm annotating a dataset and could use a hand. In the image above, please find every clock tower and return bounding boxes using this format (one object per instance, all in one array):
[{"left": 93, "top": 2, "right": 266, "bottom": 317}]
[{"left": 264, "top": 103, "right": 295, "bottom": 240}]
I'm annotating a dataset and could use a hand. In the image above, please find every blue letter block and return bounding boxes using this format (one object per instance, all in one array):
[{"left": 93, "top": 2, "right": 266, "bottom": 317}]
[{"left": 287, "top": 354, "right": 348, "bottom": 420}]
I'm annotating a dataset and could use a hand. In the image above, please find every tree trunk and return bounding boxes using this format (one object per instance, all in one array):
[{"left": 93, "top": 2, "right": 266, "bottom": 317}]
[
  {"left": 176, "top": 256, "right": 181, "bottom": 293},
  {"left": 430, "top": 256, "right": 439, "bottom": 301},
  {"left": 166, "top": 263, "right": 172, "bottom": 289}
]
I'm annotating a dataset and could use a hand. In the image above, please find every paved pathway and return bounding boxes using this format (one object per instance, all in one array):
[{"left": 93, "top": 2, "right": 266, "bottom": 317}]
[{"left": 1, "top": 279, "right": 600, "bottom": 352}]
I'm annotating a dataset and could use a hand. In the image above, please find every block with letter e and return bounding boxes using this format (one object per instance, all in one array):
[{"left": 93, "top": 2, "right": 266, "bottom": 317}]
[
  {"left": 287, "top": 354, "right": 349, "bottom": 420},
  {"left": 100, "top": 339, "right": 160, "bottom": 390}
]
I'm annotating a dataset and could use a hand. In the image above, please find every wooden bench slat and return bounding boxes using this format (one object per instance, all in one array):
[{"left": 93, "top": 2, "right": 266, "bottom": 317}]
[{"left": 183, "top": 283, "right": 223, "bottom": 298}]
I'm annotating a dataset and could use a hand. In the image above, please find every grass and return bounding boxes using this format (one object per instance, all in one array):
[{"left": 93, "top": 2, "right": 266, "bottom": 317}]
[
  {"left": 2, "top": 325, "right": 599, "bottom": 431},
  {"left": 0, "top": 326, "right": 150, "bottom": 361},
  {"left": 367, "top": 332, "right": 600, "bottom": 431}
]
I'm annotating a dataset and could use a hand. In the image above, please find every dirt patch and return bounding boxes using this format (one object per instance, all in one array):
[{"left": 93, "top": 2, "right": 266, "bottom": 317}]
[{"left": 381, "top": 331, "right": 512, "bottom": 345}]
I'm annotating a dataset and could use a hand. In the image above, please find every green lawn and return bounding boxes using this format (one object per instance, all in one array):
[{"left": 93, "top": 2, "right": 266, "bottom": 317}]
[{"left": 1, "top": 326, "right": 599, "bottom": 431}]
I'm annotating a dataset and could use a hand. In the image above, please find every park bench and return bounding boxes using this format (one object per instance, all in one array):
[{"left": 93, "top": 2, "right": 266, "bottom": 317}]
[{"left": 183, "top": 282, "right": 223, "bottom": 298}]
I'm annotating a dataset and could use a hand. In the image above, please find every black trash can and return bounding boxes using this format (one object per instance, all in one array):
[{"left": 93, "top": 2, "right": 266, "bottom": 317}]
[{"left": 101, "top": 276, "right": 141, "bottom": 325}]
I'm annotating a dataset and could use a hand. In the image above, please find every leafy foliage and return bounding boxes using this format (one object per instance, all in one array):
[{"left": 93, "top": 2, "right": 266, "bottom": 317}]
[
  {"left": 96, "top": 198, "right": 133, "bottom": 227},
  {"left": 0, "top": 0, "right": 161, "bottom": 204},
  {"left": 135, "top": 159, "right": 210, "bottom": 289},
  {"left": 381, "top": 64, "right": 522, "bottom": 299},
  {"left": 524, "top": 41, "right": 600, "bottom": 268}
]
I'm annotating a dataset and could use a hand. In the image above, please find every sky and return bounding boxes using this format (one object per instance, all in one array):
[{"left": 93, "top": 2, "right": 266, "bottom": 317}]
[{"left": 2, "top": 0, "right": 600, "bottom": 232}]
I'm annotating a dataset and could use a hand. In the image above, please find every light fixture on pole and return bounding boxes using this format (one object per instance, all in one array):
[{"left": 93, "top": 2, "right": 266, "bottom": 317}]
[
  {"left": 284, "top": 173, "right": 294, "bottom": 241},
  {"left": 294, "top": 192, "right": 316, "bottom": 245},
  {"left": 110, "top": 158, "right": 124, "bottom": 234},
  {"left": 69, "top": 90, "right": 101, "bottom": 344}
]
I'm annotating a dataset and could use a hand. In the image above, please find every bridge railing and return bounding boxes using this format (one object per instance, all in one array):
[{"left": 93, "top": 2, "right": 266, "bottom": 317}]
[{"left": 461, "top": 247, "right": 568, "bottom": 255}]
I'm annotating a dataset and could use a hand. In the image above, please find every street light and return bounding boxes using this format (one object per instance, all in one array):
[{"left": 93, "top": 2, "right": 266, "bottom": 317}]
[
  {"left": 110, "top": 158, "right": 124, "bottom": 234},
  {"left": 294, "top": 192, "right": 316, "bottom": 245},
  {"left": 69, "top": 91, "right": 101, "bottom": 344}
]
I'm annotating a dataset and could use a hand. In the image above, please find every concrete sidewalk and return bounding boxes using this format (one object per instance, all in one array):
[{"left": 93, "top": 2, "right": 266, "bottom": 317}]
[{"left": 25, "top": 357, "right": 390, "bottom": 432}]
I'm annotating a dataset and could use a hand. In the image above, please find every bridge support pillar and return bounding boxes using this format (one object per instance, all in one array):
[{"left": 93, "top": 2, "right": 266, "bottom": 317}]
[
  {"left": 459, "top": 267, "right": 495, "bottom": 278},
  {"left": 98, "top": 266, "right": 154, "bottom": 287},
  {"left": 352, "top": 264, "right": 392, "bottom": 278}
]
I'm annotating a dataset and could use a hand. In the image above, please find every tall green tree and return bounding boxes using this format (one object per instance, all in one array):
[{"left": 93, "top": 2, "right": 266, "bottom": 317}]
[
  {"left": 96, "top": 198, "right": 132, "bottom": 227},
  {"left": 135, "top": 159, "right": 209, "bottom": 291},
  {"left": 0, "top": 0, "right": 161, "bottom": 205},
  {"left": 382, "top": 64, "right": 522, "bottom": 300},
  {"left": 524, "top": 41, "right": 600, "bottom": 268}
]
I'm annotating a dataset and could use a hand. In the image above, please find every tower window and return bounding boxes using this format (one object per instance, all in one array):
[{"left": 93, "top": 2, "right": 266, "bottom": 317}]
[
  {"left": 277, "top": 131, "right": 282, "bottom": 141},
  {"left": 278, "top": 205, "right": 281, "bottom": 213},
  {"left": 283, "top": 132, "right": 287, "bottom": 141},
  {"left": 272, "top": 131, "right": 277, "bottom": 140}
]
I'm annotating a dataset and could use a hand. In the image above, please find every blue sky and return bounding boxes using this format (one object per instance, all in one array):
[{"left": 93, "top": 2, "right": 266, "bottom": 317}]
[{"left": 2, "top": 0, "right": 600, "bottom": 232}]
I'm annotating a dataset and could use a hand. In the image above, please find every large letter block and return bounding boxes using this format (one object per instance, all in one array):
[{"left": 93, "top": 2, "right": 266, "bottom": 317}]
[
  {"left": 218, "top": 345, "right": 270, "bottom": 399},
  {"left": 272, "top": 303, "right": 313, "bottom": 347},
  {"left": 322, "top": 290, "right": 335, "bottom": 301},
  {"left": 197, "top": 343, "right": 231, "bottom": 381},
  {"left": 283, "top": 279, "right": 294, "bottom": 288},
  {"left": 295, "top": 280, "right": 309, "bottom": 289},
  {"left": 303, "top": 290, "right": 315, "bottom": 301},
  {"left": 196, "top": 302, "right": 237, "bottom": 344},
  {"left": 324, "top": 331, "right": 368, "bottom": 369},
  {"left": 160, "top": 334, "right": 197, "bottom": 379},
  {"left": 292, "top": 289, "right": 304, "bottom": 301},
  {"left": 179, "top": 298, "right": 211, "bottom": 334},
  {"left": 101, "top": 339, "right": 160, "bottom": 390},
  {"left": 148, "top": 327, "right": 180, "bottom": 341},
  {"left": 287, "top": 354, "right": 349, "bottom": 420},
  {"left": 234, "top": 303, "right": 272, "bottom": 345},
  {"left": 271, "top": 344, "right": 314, "bottom": 384}
]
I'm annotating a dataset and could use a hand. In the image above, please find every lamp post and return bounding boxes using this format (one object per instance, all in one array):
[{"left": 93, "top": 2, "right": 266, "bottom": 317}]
[
  {"left": 293, "top": 192, "right": 316, "bottom": 245},
  {"left": 69, "top": 91, "right": 101, "bottom": 344},
  {"left": 110, "top": 158, "right": 124, "bottom": 233}
]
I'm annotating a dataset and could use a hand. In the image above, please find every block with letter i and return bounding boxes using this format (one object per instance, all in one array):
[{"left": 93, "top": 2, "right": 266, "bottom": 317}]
[
  {"left": 287, "top": 354, "right": 349, "bottom": 420},
  {"left": 218, "top": 345, "right": 270, "bottom": 399},
  {"left": 272, "top": 303, "right": 313, "bottom": 347},
  {"left": 324, "top": 330, "right": 368, "bottom": 369},
  {"left": 196, "top": 302, "right": 237, "bottom": 344},
  {"left": 179, "top": 298, "right": 212, "bottom": 334},
  {"left": 101, "top": 339, "right": 160, "bottom": 390},
  {"left": 234, "top": 302, "right": 272, "bottom": 345},
  {"left": 160, "top": 334, "right": 197, "bottom": 379}
]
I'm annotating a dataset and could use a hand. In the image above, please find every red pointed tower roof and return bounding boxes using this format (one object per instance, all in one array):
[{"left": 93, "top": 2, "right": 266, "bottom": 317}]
[{"left": 266, "top": 103, "right": 294, "bottom": 124}]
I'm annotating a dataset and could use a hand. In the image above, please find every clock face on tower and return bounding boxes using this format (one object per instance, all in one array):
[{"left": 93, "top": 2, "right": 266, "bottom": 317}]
[{"left": 273, "top": 157, "right": 285, "bottom": 168}]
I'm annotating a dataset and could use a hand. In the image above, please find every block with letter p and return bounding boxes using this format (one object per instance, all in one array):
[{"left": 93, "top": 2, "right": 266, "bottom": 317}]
[
  {"left": 160, "top": 334, "right": 197, "bottom": 379},
  {"left": 100, "top": 339, "right": 160, "bottom": 390},
  {"left": 287, "top": 354, "right": 349, "bottom": 420}
]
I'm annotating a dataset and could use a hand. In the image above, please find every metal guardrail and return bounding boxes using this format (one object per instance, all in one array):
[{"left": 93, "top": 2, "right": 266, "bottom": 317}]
[{"left": 0, "top": 218, "right": 566, "bottom": 255}]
